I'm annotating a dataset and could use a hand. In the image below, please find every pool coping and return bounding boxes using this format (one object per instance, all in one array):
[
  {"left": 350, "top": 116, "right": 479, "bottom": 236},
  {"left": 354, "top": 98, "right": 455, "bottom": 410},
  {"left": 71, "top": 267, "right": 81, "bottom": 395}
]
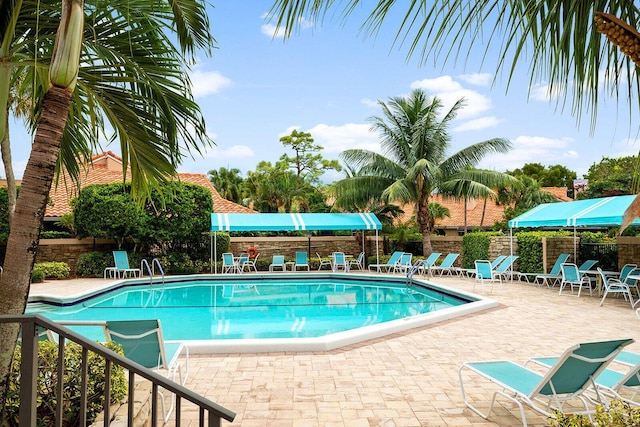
[{"left": 28, "top": 273, "right": 498, "bottom": 353}]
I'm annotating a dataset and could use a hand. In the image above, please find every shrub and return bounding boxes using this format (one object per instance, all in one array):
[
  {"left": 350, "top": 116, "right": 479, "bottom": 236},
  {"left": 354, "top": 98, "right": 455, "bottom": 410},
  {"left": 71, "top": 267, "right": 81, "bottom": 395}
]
[
  {"left": 5, "top": 340, "right": 127, "bottom": 426},
  {"left": 33, "top": 262, "right": 71, "bottom": 279},
  {"left": 77, "top": 252, "right": 113, "bottom": 278},
  {"left": 31, "top": 268, "right": 45, "bottom": 283},
  {"left": 549, "top": 399, "right": 640, "bottom": 426},
  {"left": 461, "top": 232, "right": 503, "bottom": 269},
  {"left": 40, "top": 231, "right": 72, "bottom": 239}
]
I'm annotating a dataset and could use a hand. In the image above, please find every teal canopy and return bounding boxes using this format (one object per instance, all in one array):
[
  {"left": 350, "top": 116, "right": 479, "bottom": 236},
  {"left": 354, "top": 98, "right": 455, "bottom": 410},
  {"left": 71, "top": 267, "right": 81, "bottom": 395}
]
[
  {"left": 210, "top": 212, "right": 382, "bottom": 232},
  {"left": 508, "top": 195, "right": 640, "bottom": 228}
]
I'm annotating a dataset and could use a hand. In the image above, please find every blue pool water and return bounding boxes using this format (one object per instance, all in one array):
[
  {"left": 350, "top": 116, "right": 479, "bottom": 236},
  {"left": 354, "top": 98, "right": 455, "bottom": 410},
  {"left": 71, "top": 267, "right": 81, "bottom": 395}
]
[{"left": 27, "top": 275, "right": 473, "bottom": 343}]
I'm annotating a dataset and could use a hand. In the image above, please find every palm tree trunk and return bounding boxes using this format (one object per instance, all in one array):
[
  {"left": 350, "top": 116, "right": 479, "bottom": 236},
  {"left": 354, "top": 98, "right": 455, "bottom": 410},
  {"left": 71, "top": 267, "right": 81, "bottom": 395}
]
[
  {"left": 417, "top": 200, "right": 433, "bottom": 256},
  {"left": 480, "top": 198, "right": 487, "bottom": 227},
  {"left": 1, "top": 119, "right": 17, "bottom": 225},
  {"left": 463, "top": 196, "right": 468, "bottom": 234},
  {"left": 0, "top": 86, "right": 71, "bottom": 416}
]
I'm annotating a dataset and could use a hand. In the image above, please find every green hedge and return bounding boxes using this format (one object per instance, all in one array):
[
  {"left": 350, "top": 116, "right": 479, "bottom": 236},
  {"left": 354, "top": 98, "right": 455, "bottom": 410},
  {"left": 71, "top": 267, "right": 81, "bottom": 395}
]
[
  {"left": 461, "top": 232, "right": 503, "bottom": 269},
  {"left": 32, "top": 262, "right": 70, "bottom": 282},
  {"left": 515, "top": 231, "right": 572, "bottom": 274}
]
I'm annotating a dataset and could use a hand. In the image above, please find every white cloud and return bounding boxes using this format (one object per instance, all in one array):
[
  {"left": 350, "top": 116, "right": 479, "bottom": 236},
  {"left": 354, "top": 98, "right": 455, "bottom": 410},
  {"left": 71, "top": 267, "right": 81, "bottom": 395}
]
[
  {"left": 261, "top": 15, "right": 313, "bottom": 39},
  {"left": 360, "top": 98, "right": 379, "bottom": 108},
  {"left": 410, "top": 76, "right": 493, "bottom": 120},
  {"left": 457, "top": 73, "right": 492, "bottom": 87},
  {"left": 202, "top": 144, "right": 255, "bottom": 160},
  {"left": 306, "top": 123, "right": 379, "bottom": 154},
  {"left": 529, "top": 81, "right": 563, "bottom": 101},
  {"left": 453, "top": 116, "right": 501, "bottom": 132},
  {"left": 189, "top": 70, "right": 232, "bottom": 98}
]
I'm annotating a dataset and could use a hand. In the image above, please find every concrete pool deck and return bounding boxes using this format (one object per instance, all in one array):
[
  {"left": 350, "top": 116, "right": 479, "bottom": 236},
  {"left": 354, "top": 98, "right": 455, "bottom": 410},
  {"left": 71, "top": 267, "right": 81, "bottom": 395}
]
[{"left": 29, "top": 273, "right": 640, "bottom": 426}]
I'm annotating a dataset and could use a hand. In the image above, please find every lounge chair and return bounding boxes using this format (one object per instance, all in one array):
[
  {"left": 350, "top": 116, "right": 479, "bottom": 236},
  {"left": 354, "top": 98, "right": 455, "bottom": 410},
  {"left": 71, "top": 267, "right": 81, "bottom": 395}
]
[
  {"left": 527, "top": 350, "right": 640, "bottom": 406},
  {"left": 460, "top": 255, "right": 506, "bottom": 279},
  {"left": 105, "top": 319, "right": 189, "bottom": 421},
  {"left": 393, "top": 252, "right": 413, "bottom": 274},
  {"left": 269, "top": 255, "right": 287, "bottom": 272},
  {"left": 598, "top": 267, "right": 635, "bottom": 308},
  {"left": 577, "top": 259, "right": 598, "bottom": 273},
  {"left": 368, "top": 251, "right": 403, "bottom": 273},
  {"left": 110, "top": 250, "right": 141, "bottom": 278},
  {"left": 473, "top": 260, "right": 501, "bottom": 294},
  {"left": 429, "top": 253, "right": 459, "bottom": 277},
  {"left": 221, "top": 252, "right": 237, "bottom": 274},
  {"left": 332, "top": 252, "right": 349, "bottom": 272},
  {"left": 417, "top": 252, "right": 442, "bottom": 276},
  {"left": 533, "top": 253, "right": 571, "bottom": 287},
  {"left": 348, "top": 252, "right": 365, "bottom": 271},
  {"left": 493, "top": 255, "right": 519, "bottom": 281},
  {"left": 558, "top": 263, "right": 592, "bottom": 297},
  {"left": 293, "top": 251, "right": 310, "bottom": 271},
  {"left": 459, "top": 338, "right": 634, "bottom": 426},
  {"left": 316, "top": 252, "right": 333, "bottom": 271}
]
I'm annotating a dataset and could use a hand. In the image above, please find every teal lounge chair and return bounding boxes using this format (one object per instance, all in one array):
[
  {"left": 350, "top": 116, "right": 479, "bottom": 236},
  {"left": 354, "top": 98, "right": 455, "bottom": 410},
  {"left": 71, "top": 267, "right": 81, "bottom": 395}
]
[
  {"left": 368, "top": 251, "right": 403, "bottom": 273},
  {"left": 393, "top": 252, "right": 413, "bottom": 274},
  {"left": 430, "top": 253, "right": 459, "bottom": 277},
  {"left": 534, "top": 253, "right": 571, "bottom": 287},
  {"left": 111, "top": 250, "right": 141, "bottom": 278},
  {"left": 460, "top": 255, "right": 506, "bottom": 278},
  {"left": 460, "top": 338, "right": 634, "bottom": 426},
  {"left": 527, "top": 350, "right": 640, "bottom": 406},
  {"left": 105, "top": 319, "right": 189, "bottom": 421},
  {"left": 293, "top": 251, "right": 310, "bottom": 271},
  {"left": 493, "top": 255, "right": 519, "bottom": 281},
  {"left": 417, "top": 252, "right": 442, "bottom": 276}
]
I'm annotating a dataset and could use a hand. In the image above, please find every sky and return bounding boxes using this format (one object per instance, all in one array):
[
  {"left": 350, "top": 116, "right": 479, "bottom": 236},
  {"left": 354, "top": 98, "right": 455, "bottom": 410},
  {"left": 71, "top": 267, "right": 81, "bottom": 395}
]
[{"left": 8, "top": 1, "right": 640, "bottom": 184}]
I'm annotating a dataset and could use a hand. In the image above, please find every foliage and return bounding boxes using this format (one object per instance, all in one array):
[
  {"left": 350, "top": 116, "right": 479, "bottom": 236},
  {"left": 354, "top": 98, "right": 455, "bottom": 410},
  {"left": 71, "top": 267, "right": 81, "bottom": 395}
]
[
  {"left": 514, "top": 231, "right": 573, "bottom": 273},
  {"left": 76, "top": 252, "right": 113, "bottom": 278},
  {"left": 208, "top": 167, "right": 245, "bottom": 204},
  {"left": 579, "top": 231, "right": 614, "bottom": 244},
  {"left": 212, "top": 233, "right": 231, "bottom": 262},
  {"left": 5, "top": 340, "right": 127, "bottom": 427},
  {"left": 580, "top": 156, "right": 639, "bottom": 198},
  {"left": 30, "top": 269, "right": 45, "bottom": 284},
  {"left": 32, "top": 262, "right": 70, "bottom": 280},
  {"left": 0, "top": 187, "right": 14, "bottom": 243},
  {"left": 386, "top": 220, "right": 422, "bottom": 251},
  {"left": 279, "top": 129, "right": 342, "bottom": 186},
  {"left": 498, "top": 176, "right": 559, "bottom": 221},
  {"left": 461, "top": 231, "right": 503, "bottom": 269},
  {"left": 549, "top": 399, "right": 640, "bottom": 426},
  {"left": 39, "top": 231, "right": 71, "bottom": 239},
  {"left": 507, "top": 163, "right": 577, "bottom": 188}
]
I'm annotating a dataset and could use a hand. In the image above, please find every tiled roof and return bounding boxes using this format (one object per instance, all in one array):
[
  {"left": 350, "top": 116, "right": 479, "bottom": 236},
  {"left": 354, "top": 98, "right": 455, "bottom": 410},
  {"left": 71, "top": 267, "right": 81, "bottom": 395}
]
[
  {"left": 542, "top": 187, "right": 572, "bottom": 202},
  {"left": 38, "top": 152, "right": 254, "bottom": 218}
]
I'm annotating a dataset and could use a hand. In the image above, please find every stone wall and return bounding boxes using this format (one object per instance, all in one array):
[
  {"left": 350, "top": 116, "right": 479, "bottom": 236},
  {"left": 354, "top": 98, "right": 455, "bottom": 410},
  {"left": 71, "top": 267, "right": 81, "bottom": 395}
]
[
  {"left": 617, "top": 236, "right": 640, "bottom": 267},
  {"left": 229, "top": 235, "right": 378, "bottom": 259},
  {"left": 36, "top": 238, "right": 117, "bottom": 276}
]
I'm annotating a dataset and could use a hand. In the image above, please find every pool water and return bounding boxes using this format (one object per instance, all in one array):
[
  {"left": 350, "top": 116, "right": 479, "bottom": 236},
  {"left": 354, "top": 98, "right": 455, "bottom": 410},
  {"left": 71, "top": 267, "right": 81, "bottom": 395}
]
[{"left": 27, "top": 276, "right": 472, "bottom": 342}]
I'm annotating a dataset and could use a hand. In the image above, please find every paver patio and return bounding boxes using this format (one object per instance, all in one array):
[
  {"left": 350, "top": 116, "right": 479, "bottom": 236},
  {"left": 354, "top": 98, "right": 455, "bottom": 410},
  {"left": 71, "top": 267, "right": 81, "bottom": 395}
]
[{"left": 30, "top": 273, "right": 640, "bottom": 426}]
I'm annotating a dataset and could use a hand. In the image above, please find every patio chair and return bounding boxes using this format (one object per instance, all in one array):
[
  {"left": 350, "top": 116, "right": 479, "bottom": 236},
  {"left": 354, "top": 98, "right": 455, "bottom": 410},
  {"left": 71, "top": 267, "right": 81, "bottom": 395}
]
[
  {"left": 269, "top": 255, "right": 287, "bottom": 272},
  {"left": 459, "top": 338, "right": 634, "bottom": 426},
  {"left": 332, "top": 252, "right": 349, "bottom": 272},
  {"left": 558, "top": 263, "right": 592, "bottom": 297},
  {"left": 110, "top": 250, "right": 141, "bottom": 278},
  {"left": 577, "top": 259, "right": 598, "bottom": 273},
  {"left": 534, "top": 253, "right": 571, "bottom": 287},
  {"left": 393, "top": 252, "right": 413, "bottom": 274},
  {"left": 473, "top": 260, "right": 501, "bottom": 294},
  {"left": 417, "top": 252, "right": 442, "bottom": 276},
  {"left": 461, "top": 255, "right": 506, "bottom": 279},
  {"left": 105, "top": 319, "right": 189, "bottom": 421},
  {"left": 348, "top": 252, "right": 365, "bottom": 271},
  {"left": 236, "top": 253, "right": 250, "bottom": 273},
  {"left": 221, "top": 252, "right": 237, "bottom": 274},
  {"left": 239, "top": 253, "right": 259, "bottom": 273},
  {"left": 316, "top": 252, "right": 333, "bottom": 271},
  {"left": 293, "top": 251, "right": 310, "bottom": 271},
  {"left": 598, "top": 267, "right": 635, "bottom": 308},
  {"left": 368, "top": 251, "right": 403, "bottom": 273},
  {"left": 428, "top": 253, "right": 459, "bottom": 277}
]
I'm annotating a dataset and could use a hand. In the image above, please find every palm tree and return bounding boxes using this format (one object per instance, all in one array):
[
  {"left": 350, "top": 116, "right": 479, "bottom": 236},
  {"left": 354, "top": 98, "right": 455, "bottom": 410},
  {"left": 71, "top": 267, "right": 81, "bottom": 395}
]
[
  {"left": 428, "top": 202, "right": 450, "bottom": 233},
  {"left": 439, "top": 168, "right": 519, "bottom": 233},
  {"left": 208, "top": 167, "right": 245, "bottom": 204},
  {"left": 332, "top": 89, "right": 512, "bottom": 255},
  {"left": 0, "top": 0, "right": 215, "bottom": 414}
]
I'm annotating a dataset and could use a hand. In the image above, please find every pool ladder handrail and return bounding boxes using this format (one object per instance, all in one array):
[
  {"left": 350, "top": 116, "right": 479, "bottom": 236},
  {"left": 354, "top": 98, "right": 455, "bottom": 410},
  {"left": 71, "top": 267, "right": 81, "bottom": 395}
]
[
  {"left": 406, "top": 260, "right": 424, "bottom": 287},
  {"left": 140, "top": 258, "right": 165, "bottom": 286}
]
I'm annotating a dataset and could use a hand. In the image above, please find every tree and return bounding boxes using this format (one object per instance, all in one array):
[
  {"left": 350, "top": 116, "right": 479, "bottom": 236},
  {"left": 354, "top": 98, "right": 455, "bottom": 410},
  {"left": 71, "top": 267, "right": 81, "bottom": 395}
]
[
  {"left": 208, "top": 167, "right": 245, "bottom": 204},
  {"left": 498, "top": 176, "right": 558, "bottom": 221},
  {"left": 332, "top": 89, "right": 512, "bottom": 255},
  {"left": 0, "top": 0, "right": 215, "bottom": 415},
  {"left": 582, "top": 155, "right": 638, "bottom": 198},
  {"left": 508, "top": 163, "right": 577, "bottom": 188},
  {"left": 279, "top": 129, "right": 341, "bottom": 184}
]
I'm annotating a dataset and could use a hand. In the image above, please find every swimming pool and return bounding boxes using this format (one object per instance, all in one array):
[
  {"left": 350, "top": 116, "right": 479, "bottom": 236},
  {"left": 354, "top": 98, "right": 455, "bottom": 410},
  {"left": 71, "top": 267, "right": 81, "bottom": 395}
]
[{"left": 27, "top": 274, "right": 497, "bottom": 353}]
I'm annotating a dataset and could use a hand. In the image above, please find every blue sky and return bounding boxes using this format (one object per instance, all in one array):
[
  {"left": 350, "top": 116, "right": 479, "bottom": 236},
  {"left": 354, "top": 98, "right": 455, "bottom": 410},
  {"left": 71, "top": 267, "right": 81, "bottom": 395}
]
[{"left": 8, "top": 1, "right": 640, "bottom": 183}]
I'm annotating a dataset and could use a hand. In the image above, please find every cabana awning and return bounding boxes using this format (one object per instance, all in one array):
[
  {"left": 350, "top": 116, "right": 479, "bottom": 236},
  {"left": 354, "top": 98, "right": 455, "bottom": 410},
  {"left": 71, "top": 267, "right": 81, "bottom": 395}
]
[
  {"left": 210, "top": 212, "right": 382, "bottom": 232},
  {"left": 508, "top": 195, "right": 640, "bottom": 228}
]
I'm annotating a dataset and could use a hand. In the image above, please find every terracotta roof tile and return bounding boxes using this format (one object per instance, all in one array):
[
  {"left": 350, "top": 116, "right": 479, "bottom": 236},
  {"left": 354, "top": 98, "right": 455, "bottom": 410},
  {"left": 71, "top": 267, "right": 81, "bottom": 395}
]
[{"left": 36, "top": 152, "right": 254, "bottom": 218}]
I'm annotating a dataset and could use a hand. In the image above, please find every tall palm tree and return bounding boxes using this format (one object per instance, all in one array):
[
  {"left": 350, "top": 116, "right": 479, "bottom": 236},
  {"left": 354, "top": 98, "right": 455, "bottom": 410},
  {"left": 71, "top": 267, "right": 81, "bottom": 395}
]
[
  {"left": 208, "top": 167, "right": 245, "bottom": 204},
  {"left": 333, "top": 89, "right": 512, "bottom": 255},
  {"left": 0, "top": 0, "right": 215, "bottom": 414},
  {"left": 268, "top": 1, "right": 640, "bottom": 226}
]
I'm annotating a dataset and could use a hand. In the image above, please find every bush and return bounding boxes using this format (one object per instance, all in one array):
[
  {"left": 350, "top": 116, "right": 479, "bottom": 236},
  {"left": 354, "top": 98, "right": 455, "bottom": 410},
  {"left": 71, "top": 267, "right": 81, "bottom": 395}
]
[
  {"left": 549, "top": 399, "right": 640, "bottom": 426},
  {"left": 461, "top": 232, "right": 503, "bottom": 269},
  {"left": 40, "top": 231, "right": 72, "bottom": 239},
  {"left": 5, "top": 340, "right": 127, "bottom": 426},
  {"left": 31, "top": 269, "right": 45, "bottom": 283},
  {"left": 77, "top": 252, "right": 113, "bottom": 278},
  {"left": 33, "top": 262, "right": 71, "bottom": 279}
]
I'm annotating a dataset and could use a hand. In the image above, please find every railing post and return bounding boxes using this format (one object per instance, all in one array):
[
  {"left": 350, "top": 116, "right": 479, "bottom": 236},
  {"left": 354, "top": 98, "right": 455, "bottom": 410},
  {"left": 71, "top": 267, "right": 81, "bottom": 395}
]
[{"left": 19, "top": 320, "right": 38, "bottom": 426}]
